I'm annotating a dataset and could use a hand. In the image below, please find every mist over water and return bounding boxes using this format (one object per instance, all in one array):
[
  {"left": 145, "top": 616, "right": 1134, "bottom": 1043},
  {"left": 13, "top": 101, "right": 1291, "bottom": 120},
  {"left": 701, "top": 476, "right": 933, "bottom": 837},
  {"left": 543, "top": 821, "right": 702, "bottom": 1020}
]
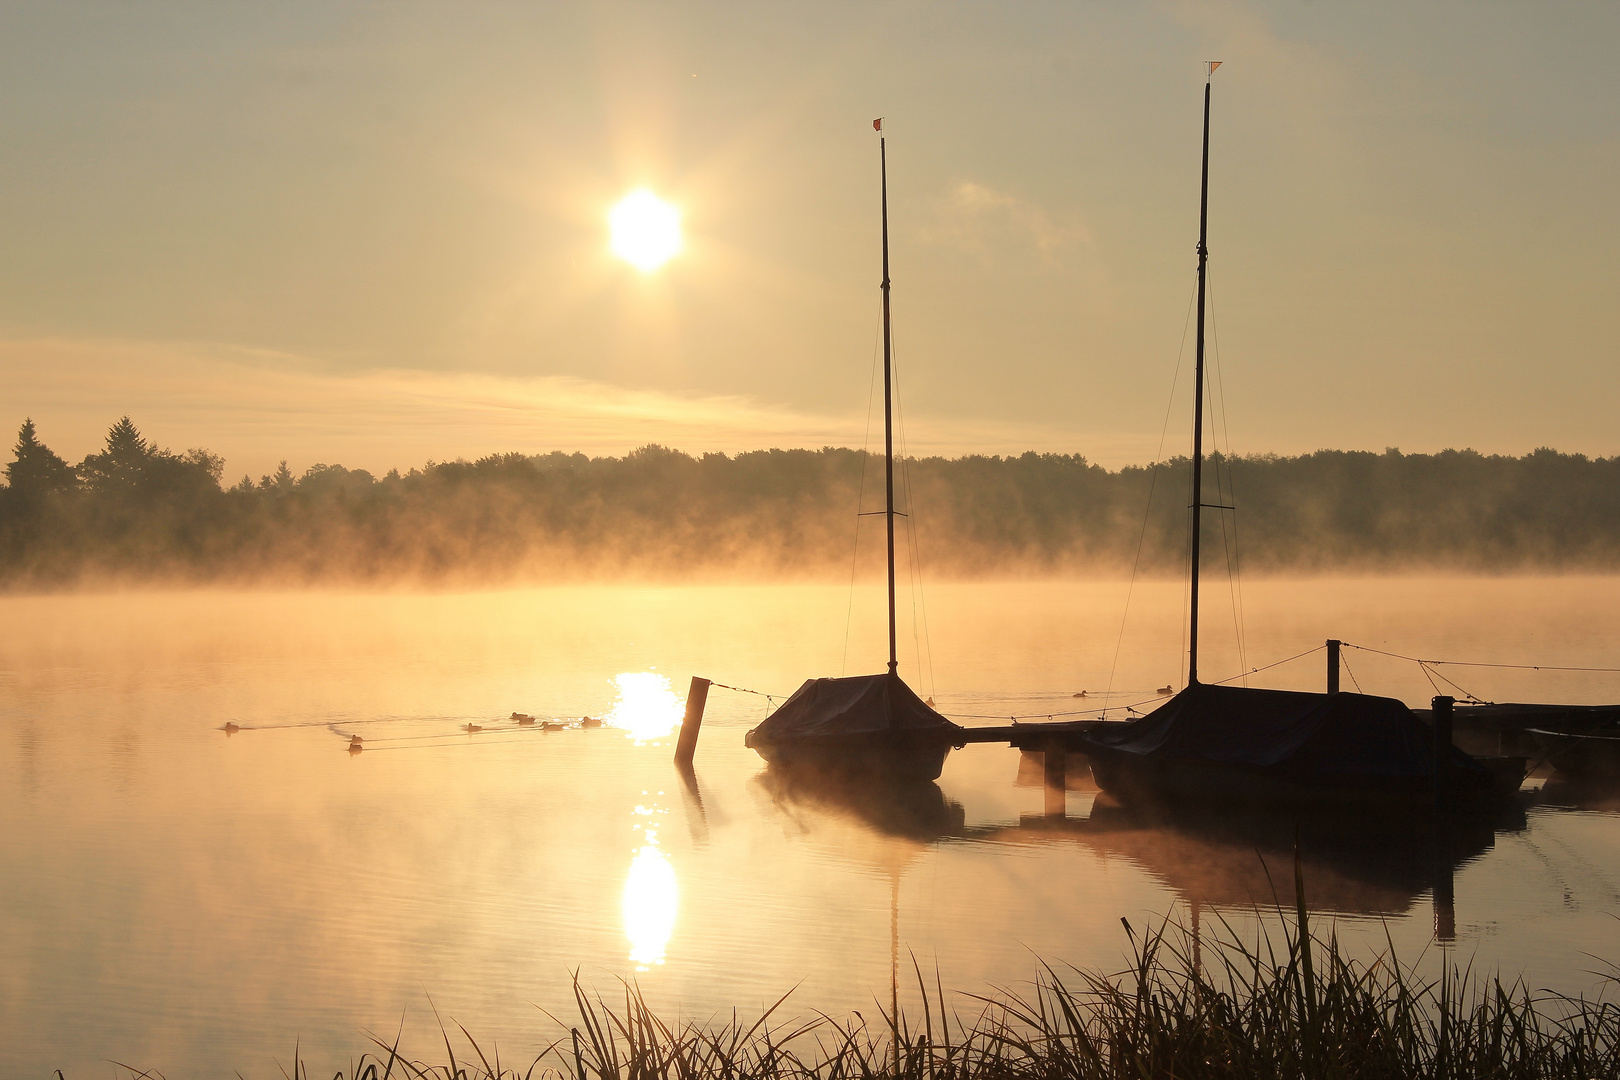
[{"left": 2, "top": 577, "right": 1618, "bottom": 1077}]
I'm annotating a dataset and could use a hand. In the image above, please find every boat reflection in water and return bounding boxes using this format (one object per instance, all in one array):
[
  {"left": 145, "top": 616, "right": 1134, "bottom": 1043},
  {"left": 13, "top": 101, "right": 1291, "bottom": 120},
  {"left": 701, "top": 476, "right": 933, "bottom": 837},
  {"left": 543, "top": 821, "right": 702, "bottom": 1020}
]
[
  {"left": 754, "top": 764, "right": 966, "bottom": 846},
  {"left": 755, "top": 749, "right": 1525, "bottom": 943}
]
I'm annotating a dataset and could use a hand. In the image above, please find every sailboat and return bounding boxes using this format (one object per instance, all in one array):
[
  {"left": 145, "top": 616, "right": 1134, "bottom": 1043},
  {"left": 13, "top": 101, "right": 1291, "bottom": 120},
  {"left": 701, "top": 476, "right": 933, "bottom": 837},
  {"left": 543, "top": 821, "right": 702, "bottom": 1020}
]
[
  {"left": 745, "top": 120, "right": 965, "bottom": 782},
  {"left": 1075, "top": 67, "right": 1509, "bottom": 812}
]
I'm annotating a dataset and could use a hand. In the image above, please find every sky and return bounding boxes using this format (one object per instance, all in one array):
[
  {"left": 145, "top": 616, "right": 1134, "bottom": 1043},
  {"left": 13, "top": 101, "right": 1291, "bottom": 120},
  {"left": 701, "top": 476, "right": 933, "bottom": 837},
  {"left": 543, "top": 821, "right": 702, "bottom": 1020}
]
[{"left": 2, "top": 1, "right": 1617, "bottom": 480}]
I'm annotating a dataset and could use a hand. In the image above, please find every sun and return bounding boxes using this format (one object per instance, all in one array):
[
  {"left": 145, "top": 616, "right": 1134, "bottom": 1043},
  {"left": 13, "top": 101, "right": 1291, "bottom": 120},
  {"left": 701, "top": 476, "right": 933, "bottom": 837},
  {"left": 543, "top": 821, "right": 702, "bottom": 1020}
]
[{"left": 609, "top": 190, "right": 682, "bottom": 271}]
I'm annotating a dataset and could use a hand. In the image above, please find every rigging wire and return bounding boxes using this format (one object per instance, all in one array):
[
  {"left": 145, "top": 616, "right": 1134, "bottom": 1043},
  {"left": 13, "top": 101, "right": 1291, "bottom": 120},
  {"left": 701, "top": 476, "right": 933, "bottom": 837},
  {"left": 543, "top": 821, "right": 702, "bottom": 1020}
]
[
  {"left": 1209, "top": 644, "right": 1324, "bottom": 685},
  {"left": 1339, "top": 651, "right": 1366, "bottom": 694},
  {"left": 1204, "top": 265, "right": 1249, "bottom": 680},
  {"left": 888, "top": 318, "right": 937, "bottom": 698},
  {"left": 1342, "top": 642, "right": 1620, "bottom": 674},
  {"left": 1103, "top": 271, "right": 1201, "bottom": 716},
  {"left": 842, "top": 308, "right": 885, "bottom": 677}
]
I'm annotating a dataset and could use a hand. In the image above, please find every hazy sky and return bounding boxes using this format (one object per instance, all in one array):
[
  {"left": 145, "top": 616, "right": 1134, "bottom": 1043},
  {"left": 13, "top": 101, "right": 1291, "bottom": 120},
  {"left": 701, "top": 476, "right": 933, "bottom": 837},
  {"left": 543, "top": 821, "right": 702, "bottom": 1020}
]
[{"left": 3, "top": 2, "right": 1617, "bottom": 479}]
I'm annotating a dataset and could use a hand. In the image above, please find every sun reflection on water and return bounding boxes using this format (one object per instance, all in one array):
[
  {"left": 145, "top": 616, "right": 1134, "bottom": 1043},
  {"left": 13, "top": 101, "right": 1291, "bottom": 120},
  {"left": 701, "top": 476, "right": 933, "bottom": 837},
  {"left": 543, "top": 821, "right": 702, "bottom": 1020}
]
[
  {"left": 607, "top": 672, "right": 684, "bottom": 741},
  {"left": 622, "top": 822, "right": 678, "bottom": 969}
]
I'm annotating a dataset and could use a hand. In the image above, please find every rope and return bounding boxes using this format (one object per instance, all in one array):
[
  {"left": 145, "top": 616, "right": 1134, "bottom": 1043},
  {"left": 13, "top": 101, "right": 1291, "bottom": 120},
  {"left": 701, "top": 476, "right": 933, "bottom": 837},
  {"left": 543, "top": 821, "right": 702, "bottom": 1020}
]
[
  {"left": 947, "top": 695, "right": 1162, "bottom": 722},
  {"left": 1342, "top": 642, "right": 1620, "bottom": 674},
  {"left": 1209, "top": 644, "right": 1324, "bottom": 686},
  {"left": 1340, "top": 651, "right": 1365, "bottom": 694}
]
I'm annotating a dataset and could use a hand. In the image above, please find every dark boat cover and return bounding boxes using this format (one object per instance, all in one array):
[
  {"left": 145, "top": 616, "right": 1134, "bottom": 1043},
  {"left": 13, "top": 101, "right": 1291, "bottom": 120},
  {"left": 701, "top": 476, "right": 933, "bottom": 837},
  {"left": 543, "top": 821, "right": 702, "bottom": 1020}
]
[
  {"left": 1087, "top": 683, "right": 1483, "bottom": 781},
  {"left": 750, "top": 672, "right": 963, "bottom": 743}
]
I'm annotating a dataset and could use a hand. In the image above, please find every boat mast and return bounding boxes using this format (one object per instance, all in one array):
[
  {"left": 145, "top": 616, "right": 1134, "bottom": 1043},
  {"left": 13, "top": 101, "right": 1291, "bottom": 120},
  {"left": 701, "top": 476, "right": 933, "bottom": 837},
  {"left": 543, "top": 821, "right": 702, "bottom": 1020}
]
[
  {"left": 1189, "top": 69, "right": 1214, "bottom": 687},
  {"left": 879, "top": 121, "right": 898, "bottom": 676}
]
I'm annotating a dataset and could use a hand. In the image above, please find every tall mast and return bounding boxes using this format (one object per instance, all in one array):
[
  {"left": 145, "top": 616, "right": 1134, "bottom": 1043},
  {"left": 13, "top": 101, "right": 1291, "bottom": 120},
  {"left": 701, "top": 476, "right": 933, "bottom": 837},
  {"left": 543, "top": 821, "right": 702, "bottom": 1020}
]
[
  {"left": 879, "top": 125, "right": 898, "bottom": 676},
  {"left": 1189, "top": 72, "right": 1213, "bottom": 687}
]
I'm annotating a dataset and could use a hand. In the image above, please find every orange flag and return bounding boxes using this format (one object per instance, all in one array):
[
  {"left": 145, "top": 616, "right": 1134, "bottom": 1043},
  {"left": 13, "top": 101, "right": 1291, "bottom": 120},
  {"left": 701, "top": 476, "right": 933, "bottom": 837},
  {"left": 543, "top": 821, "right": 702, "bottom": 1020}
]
[
  {"left": 1207, "top": 60, "right": 1222, "bottom": 76},
  {"left": 873, "top": 118, "right": 882, "bottom": 131}
]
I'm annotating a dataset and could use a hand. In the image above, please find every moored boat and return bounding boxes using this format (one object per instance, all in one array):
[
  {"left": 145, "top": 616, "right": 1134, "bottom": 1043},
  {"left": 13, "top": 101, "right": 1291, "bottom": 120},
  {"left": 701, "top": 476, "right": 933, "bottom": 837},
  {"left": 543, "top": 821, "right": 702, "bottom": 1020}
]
[
  {"left": 744, "top": 120, "right": 947, "bottom": 779},
  {"left": 1077, "top": 67, "right": 1521, "bottom": 812}
]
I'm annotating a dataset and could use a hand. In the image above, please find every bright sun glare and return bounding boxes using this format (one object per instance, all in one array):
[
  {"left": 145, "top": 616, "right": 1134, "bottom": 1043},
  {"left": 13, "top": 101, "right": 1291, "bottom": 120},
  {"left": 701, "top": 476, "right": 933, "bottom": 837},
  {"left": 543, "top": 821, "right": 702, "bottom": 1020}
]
[
  {"left": 609, "top": 190, "right": 682, "bottom": 271},
  {"left": 607, "top": 672, "right": 685, "bottom": 741}
]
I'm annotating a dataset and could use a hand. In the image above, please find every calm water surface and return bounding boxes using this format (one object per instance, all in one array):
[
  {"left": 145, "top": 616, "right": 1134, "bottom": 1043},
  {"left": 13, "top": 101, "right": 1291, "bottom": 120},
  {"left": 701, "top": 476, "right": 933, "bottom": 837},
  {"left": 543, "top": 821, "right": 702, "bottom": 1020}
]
[{"left": 2, "top": 577, "right": 1619, "bottom": 1078}]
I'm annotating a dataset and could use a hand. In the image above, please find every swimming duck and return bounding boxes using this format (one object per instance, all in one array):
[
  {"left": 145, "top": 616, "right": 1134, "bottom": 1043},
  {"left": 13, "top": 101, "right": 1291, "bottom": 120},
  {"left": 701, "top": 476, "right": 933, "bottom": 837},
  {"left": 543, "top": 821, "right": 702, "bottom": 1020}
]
[
  {"left": 464, "top": 723, "right": 483, "bottom": 733},
  {"left": 515, "top": 714, "right": 536, "bottom": 725},
  {"left": 1156, "top": 685, "right": 1173, "bottom": 696},
  {"left": 223, "top": 722, "right": 240, "bottom": 735},
  {"left": 581, "top": 715, "right": 602, "bottom": 729}
]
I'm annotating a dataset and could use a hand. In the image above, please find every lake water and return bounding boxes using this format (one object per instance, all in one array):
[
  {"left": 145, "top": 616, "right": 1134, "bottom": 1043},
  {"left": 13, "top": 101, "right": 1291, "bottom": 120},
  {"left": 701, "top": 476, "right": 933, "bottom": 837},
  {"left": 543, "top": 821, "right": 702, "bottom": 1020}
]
[{"left": 3, "top": 577, "right": 1619, "bottom": 1078}]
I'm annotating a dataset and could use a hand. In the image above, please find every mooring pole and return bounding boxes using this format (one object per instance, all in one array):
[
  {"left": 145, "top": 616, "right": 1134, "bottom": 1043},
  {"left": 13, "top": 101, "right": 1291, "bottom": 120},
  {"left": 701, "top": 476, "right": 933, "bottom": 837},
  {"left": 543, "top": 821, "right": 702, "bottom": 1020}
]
[
  {"left": 1327, "top": 639, "right": 1341, "bottom": 694},
  {"left": 1432, "top": 695, "right": 1454, "bottom": 812},
  {"left": 1434, "top": 838, "right": 1457, "bottom": 942},
  {"left": 674, "top": 677, "right": 711, "bottom": 768}
]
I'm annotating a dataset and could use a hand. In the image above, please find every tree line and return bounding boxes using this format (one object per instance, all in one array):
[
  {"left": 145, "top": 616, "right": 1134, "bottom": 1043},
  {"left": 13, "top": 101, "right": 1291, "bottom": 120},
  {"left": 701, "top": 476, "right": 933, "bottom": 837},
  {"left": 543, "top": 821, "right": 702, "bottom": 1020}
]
[{"left": 3, "top": 415, "right": 1618, "bottom": 586}]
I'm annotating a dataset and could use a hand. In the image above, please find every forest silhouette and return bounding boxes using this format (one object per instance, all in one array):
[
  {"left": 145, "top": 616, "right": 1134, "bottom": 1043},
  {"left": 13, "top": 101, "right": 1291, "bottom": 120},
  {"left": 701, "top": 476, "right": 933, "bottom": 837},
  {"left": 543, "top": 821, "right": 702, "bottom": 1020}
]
[{"left": 3, "top": 416, "right": 1617, "bottom": 587}]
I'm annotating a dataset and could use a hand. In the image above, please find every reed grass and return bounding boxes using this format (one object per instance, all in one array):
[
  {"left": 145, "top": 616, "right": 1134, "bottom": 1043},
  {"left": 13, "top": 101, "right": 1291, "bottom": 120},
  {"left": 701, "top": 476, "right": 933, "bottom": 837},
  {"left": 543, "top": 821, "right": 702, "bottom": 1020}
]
[{"left": 112, "top": 898, "right": 1617, "bottom": 1080}]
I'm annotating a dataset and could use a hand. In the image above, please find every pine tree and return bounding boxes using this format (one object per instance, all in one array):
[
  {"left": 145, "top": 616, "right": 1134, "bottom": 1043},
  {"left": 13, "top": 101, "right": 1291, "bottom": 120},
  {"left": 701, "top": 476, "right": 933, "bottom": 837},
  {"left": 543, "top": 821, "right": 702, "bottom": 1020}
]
[
  {"left": 5, "top": 418, "right": 77, "bottom": 495},
  {"left": 79, "top": 415, "right": 154, "bottom": 491}
]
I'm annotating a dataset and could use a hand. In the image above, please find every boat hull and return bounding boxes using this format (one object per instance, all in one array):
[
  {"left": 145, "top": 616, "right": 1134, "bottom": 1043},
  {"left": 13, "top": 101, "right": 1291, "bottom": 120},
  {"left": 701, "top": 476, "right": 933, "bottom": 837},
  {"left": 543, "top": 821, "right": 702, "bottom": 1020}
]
[
  {"left": 745, "top": 729, "right": 954, "bottom": 783},
  {"left": 1082, "top": 742, "right": 1510, "bottom": 814}
]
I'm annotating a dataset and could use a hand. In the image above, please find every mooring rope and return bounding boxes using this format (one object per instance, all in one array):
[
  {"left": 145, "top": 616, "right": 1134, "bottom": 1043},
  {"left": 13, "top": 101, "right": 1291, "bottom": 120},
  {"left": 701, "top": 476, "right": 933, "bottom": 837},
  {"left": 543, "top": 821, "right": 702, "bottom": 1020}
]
[{"left": 1342, "top": 642, "right": 1620, "bottom": 674}]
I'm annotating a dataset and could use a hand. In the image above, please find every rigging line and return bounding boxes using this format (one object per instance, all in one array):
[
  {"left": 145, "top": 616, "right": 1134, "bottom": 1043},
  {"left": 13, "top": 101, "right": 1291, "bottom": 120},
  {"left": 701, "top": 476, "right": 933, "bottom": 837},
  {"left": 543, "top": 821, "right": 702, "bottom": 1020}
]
[
  {"left": 946, "top": 695, "right": 1163, "bottom": 721},
  {"left": 843, "top": 308, "right": 885, "bottom": 677},
  {"left": 1341, "top": 642, "right": 1620, "bottom": 674},
  {"left": 1209, "top": 644, "right": 1325, "bottom": 685},
  {"left": 890, "top": 320, "right": 936, "bottom": 697},
  {"left": 710, "top": 681, "right": 788, "bottom": 699},
  {"left": 1421, "top": 662, "right": 1490, "bottom": 705},
  {"left": 1205, "top": 265, "right": 1248, "bottom": 679},
  {"left": 1416, "top": 661, "right": 1447, "bottom": 700},
  {"left": 1103, "top": 270, "right": 1201, "bottom": 715},
  {"left": 1339, "top": 651, "right": 1366, "bottom": 694}
]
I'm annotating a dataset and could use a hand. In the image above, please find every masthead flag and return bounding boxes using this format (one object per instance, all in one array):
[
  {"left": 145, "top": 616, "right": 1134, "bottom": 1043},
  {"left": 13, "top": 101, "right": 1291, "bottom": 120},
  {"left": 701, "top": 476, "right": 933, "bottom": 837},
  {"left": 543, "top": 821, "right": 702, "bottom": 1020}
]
[
  {"left": 1206, "top": 60, "right": 1222, "bottom": 77},
  {"left": 873, "top": 118, "right": 882, "bottom": 131}
]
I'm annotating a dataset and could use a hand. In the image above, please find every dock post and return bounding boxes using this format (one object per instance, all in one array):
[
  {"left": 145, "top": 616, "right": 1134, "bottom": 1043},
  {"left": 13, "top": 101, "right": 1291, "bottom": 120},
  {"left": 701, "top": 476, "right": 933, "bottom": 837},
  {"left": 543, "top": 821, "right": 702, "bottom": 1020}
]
[
  {"left": 674, "top": 677, "right": 711, "bottom": 768},
  {"left": 1432, "top": 695, "right": 1454, "bottom": 811},
  {"left": 1042, "top": 742, "right": 1067, "bottom": 817},
  {"left": 1327, "top": 639, "right": 1341, "bottom": 694}
]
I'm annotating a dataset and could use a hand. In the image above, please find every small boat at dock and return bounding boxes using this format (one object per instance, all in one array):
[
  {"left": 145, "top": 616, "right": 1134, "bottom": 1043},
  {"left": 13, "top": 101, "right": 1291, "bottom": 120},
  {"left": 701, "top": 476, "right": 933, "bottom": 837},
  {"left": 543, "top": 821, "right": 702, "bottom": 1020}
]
[
  {"left": 745, "top": 120, "right": 950, "bottom": 780},
  {"left": 1073, "top": 68, "right": 1520, "bottom": 813}
]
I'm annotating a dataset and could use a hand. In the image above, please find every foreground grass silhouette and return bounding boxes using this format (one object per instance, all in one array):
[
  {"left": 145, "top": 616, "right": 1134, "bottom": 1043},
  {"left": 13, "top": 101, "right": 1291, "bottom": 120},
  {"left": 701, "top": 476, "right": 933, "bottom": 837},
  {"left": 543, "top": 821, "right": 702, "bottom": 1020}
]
[{"left": 102, "top": 890, "right": 1620, "bottom": 1080}]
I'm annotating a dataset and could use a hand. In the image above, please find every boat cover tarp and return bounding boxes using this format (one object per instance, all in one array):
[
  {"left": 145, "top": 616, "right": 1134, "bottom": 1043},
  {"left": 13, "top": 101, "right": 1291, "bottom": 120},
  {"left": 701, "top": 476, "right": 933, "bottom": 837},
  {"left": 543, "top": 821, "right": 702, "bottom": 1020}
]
[
  {"left": 751, "top": 672, "right": 962, "bottom": 742},
  {"left": 1087, "top": 683, "right": 1484, "bottom": 780}
]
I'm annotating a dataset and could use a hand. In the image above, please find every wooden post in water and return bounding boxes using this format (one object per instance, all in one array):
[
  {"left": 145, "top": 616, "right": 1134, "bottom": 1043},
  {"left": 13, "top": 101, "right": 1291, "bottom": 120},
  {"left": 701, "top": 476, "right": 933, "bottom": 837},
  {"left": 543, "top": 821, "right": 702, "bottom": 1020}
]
[
  {"left": 1042, "top": 742, "right": 1067, "bottom": 817},
  {"left": 1432, "top": 695, "right": 1454, "bottom": 811},
  {"left": 674, "top": 677, "right": 711, "bottom": 768},
  {"left": 1326, "top": 640, "right": 1341, "bottom": 693}
]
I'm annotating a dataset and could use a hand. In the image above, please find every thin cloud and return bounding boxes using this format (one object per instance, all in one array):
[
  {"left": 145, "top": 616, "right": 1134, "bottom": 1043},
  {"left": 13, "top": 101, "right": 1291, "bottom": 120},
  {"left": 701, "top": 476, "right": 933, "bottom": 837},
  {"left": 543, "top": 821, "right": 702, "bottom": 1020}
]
[
  {"left": 919, "top": 180, "right": 1091, "bottom": 257},
  {"left": 0, "top": 337, "right": 1142, "bottom": 479}
]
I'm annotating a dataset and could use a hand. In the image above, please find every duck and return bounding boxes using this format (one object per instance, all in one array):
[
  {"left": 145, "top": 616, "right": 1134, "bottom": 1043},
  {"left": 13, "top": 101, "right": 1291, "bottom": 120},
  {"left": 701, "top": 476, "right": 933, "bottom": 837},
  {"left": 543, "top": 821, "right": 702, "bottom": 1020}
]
[
  {"left": 581, "top": 715, "right": 602, "bottom": 729},
  {"left": 223, "top": 722, "right": 240, "bottom": 735},
  {"left": 464, "top": 723, "right": 483, "bottom": 733},
  {"left": 1156, "top": 685, "right": 1173, "bottom": 696},
  {"left": 348, "top": 742, "right": 364, "bottom": 755},
  {"left": 349, "top": 734, "right": 363, "bottom": 747},
  {"left": 541, "top": 720, "right": 567, "bottom": 731},
  {"left": 1072, "top": 691, "right": 1088, "bottom": 699},
  {"left": 514, "top": 714, "right": 536, "bottom": 725}
]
